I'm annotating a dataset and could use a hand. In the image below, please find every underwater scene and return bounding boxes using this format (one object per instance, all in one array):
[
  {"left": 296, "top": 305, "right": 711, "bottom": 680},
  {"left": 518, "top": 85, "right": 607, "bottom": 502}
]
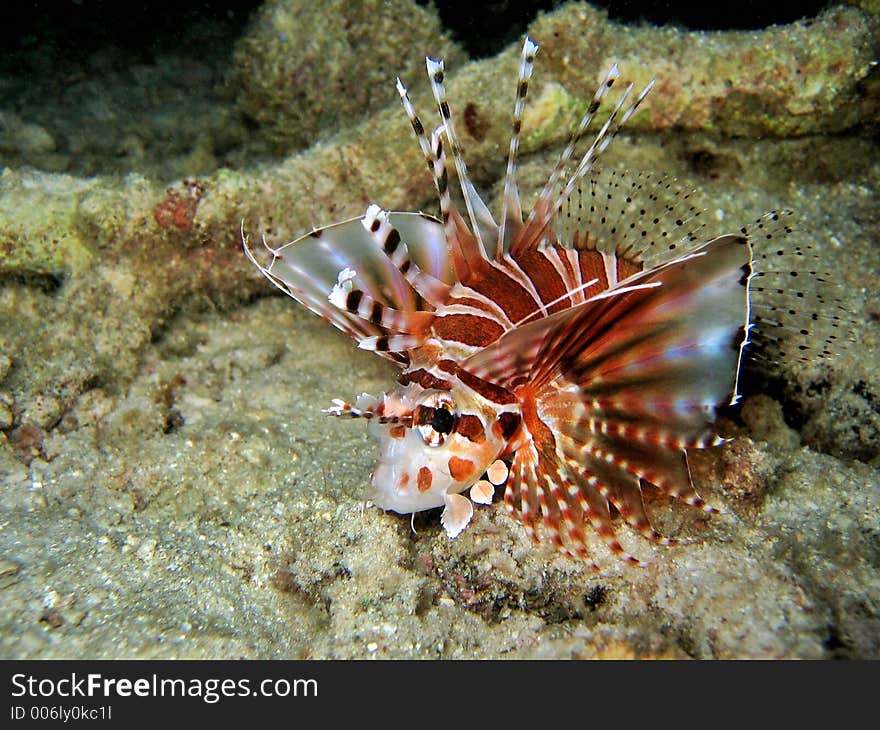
[{"left": 0, "top": 0, "right": 878, "bottom": 659}]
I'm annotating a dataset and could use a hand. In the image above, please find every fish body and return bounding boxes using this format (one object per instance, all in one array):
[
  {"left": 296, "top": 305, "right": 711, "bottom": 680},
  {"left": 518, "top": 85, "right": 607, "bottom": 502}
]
[{"left": 244, "top": 38, "right": 830, "bottom": 566}]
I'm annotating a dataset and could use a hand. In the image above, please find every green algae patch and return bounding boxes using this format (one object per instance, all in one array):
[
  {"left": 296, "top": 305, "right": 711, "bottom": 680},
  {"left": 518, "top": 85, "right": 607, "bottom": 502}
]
[
  {"left": 529, "top": 3, "right": 878, "bottom": 137},
  {"left": 0, "top": 170, "right": 99, "bottom": 276},
  {"left": 233, "top": 0, "right": 465, "bottom": 154}
]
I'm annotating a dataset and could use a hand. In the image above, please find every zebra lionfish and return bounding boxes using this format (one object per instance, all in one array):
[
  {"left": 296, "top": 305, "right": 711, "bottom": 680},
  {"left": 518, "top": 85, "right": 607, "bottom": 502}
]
[{"left": 244, "top": 38, "right": 838, "bottom": 568}]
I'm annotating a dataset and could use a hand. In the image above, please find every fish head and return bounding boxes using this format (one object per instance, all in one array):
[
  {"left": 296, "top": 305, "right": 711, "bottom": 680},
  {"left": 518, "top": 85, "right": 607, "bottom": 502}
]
[{"left": 362, "top": 383, "right": 516, "bottom": 515}]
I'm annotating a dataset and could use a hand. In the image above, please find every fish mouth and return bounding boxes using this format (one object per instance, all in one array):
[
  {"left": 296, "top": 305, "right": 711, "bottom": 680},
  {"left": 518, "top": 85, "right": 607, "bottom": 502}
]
[{"left": 369, "top": 458, "right": 447, "bottom": 514}]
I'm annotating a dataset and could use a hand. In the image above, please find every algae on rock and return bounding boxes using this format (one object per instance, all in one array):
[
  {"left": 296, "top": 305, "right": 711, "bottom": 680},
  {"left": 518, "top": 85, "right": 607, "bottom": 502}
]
[{"left": 233, "top": 0, "right": 465, "bottom": 153}]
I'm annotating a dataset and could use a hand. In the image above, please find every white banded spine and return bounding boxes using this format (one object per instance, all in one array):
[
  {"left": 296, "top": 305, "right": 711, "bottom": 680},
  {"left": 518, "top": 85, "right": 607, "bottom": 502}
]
[{"left": 498, "top": 37, "right": 539, "bottom": 257}]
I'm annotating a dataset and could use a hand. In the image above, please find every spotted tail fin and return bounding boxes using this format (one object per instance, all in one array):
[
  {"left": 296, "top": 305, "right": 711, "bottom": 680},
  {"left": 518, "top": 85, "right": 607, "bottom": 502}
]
[{"left": 742, "top": 211, "right": 847, "bottom": 370}]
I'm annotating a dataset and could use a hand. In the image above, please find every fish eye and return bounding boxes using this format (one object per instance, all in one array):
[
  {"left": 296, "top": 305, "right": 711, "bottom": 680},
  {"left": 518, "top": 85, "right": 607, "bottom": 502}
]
[
  {"left": 414, "top": 390, "right": 457, "bottom": 447},
  {"left": 430, "top": 407, "right": 454, "bottom": 434}
]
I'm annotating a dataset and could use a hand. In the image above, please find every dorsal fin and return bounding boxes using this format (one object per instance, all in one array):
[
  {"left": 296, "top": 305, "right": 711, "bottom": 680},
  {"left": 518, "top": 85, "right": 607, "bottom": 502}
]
[
  {"left": 497, "top": 37, "right": 539, "bottom": 259},
  {"left": 513, "top": 72, "right": 654, "bottom": 256},
  {"left": 425, "top": 55, "right": 498, "bottom": 258},
  {"left": 525, "top": 64, "right": 620, "bottom": 233},
  {"left": 555, "top": 169, "right": 707, "bottom": 265},
  {"left": 395, "top": 76, "right": 448, "bottom": 204}
]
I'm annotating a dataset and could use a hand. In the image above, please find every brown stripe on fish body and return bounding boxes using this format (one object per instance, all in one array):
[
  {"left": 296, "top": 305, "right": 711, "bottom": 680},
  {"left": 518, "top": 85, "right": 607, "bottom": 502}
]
[
  {"left": 398, "top": 368, "right": 453, "bottom": 390},
  {"left": 433, "top": 313, "right": 504, "bottom": 347},
  {"left": 454, "top": 414, "right": 486, "bottom": 443},
  {"left": 463, "top": 258, "right": 540, "bottom": 323},
  {"left": 615, "top": 252, "right": 643, "bottom": 283},
  {"left": 545, "top": 246, "right": 583, "bottom": 305},
  {"left": 511, "top": 247, "right": 572, "bottom": 314},
  {"left": 444, "top": 293, "right": 511, "bottom": 330},
  {"left": 456, "top": 369, "right": 518, "bottom": 405},
  {"left": 577, "top": 249, "right": 612, "bottom": 298},
  {"left": 437, "top": 359, "right": 460, "bottom": 375},
  {"left": 448, "top": 295, "right": 497, "bottom": 311}
]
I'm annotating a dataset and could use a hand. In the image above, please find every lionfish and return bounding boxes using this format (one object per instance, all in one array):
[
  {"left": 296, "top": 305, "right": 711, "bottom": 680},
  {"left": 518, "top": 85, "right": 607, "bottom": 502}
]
[{"left": 244, "top": 38, "right": 838, "bottom": 568}]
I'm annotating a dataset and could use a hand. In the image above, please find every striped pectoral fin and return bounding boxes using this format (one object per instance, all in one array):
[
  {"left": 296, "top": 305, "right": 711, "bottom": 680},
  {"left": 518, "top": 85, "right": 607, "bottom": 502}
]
[
  {"left": 243, "top": 225, "right": 385, "bottom": 347},
  {"left": 362, "top": 205, "right": 455, "bottom": 307},
  {"left": 566, "top": 234, "right": 753, "bottom": 409},
  {"left": 328, "top": 267, "right": 434, "bottom": 335},
  {"left": 563, "top": 458, "right": 651, "bottom": 566},
  {"left": 513, "top": 445, "right": 571, "bottom": 555},
  {"left": 506, "top": 428, "right": 644, "bottom": 567},
  {"left": 459, "top": 308, "right": 560, "bottom": 390},
  {"left": 505, "top": 443, "right": 542, "bottom": 545},
  {"left": 455, "top": 279, "right": 673, "bottom": 391},
  {"left": 524, "top": 456, "right": 572, "bottom": 558},
  {"left": 484, "top": 235, "right": 748, "bottom": 561},
  {"left": 515, "top": 398, "right": 702, "bottom": 562},
  {"left": 545, "top": 237, "right": 748, "bottom": 521},
  {"left": 357, "top": 334, "right": 424, "bottom": 354},
  {"left": 508, "top": 396, "right": 603, "bottom": 563},
  {"left": 462, "top": 234, "right": 750, "bottom": 418},
  {"left": 559, "top": 420, "right": 714, "bottom": 524},
  {"left": 244, "top": 213, "right": 439, "bottom": 355}
]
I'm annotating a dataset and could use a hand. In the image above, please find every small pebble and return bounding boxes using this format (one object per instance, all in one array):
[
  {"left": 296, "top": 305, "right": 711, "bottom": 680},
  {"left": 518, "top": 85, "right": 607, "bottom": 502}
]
[
  {"left": 0, "top": 353, "right": 11, "bottom": 382},
  {"left": 22, "top": 393, "right": 64, "bottom": 430},
  {"left": 0, "top": 392, "right": 14, "bottom": 430},
  {"left": 0, "top": 558, "right": 20, "bottom": 589}
]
